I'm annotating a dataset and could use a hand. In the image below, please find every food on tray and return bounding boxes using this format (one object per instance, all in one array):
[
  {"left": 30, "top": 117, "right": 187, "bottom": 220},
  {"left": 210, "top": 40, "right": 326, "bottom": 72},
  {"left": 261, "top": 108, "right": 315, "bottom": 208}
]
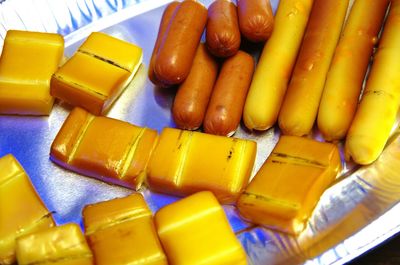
[
  {"left": 318, "top": 0, "right": 390, "bottom": 141},
  {"left": 237, "top": 136, "right": 341, "bottom": 235},
  {"left": 51, "top": 32, "right": 142, "bottom": 115},
  {"left": 155, "top": 191, "right": 247, "bottom": 265},
  {"left": 243, "top": 0, "right": 313, "bottom": 131},
  {"left": 278, "top": 0, "right": 350, "bottom": 136},
  {"left": 0, "top": 30, "right": 64, "bottom": 115},
  {"left": 345, "top": 0, "right": 400, "bottom": 165},
  {"left": 0, "top": 154, "right": 55, "bottom": 264},
  {"left": 50, "top": 107, "right": 158, "bottom": 190},
  {"left": 16, "top": 223, "right": 93, "bottom": 265},
  {"left": 203, "top": 50, "right": 254, "bottom": 136},
  {"left": 172, "top": 43, "right": 218, "bottom": 130},
  {"left": 153, "top": 0, "right": 207, "bottom": 86},
  {"left": 148, "top": 1, "right": 180, "bottom": 87},
  {"left": 237, "top": 0, "right": 274, "bottom": 43},
  {"left": 82, "top": 193, "right": 167, "bottom": 265},
  {"left": 206, "top": 0, "right": 241, "bottom": 58},
  {"left": 146, "top": 127, "right": 256, "bottom": 204}
]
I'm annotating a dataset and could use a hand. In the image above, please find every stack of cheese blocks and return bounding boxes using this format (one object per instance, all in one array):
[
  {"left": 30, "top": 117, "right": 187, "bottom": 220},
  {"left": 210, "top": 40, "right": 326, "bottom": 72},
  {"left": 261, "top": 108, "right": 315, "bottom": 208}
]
[
  {"left": 0, "top": 129, "right": 344, "bottom": 265},
  {"left": 0, "top": 154, "right": 249, "bottom": 265}
]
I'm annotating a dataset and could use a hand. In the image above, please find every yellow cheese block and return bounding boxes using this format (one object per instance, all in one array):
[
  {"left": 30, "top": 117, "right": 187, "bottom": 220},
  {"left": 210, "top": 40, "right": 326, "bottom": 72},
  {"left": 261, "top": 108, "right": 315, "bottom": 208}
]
[
  {"left": 16, "top": 223, "right": 93, "bottom": 265},
  {"left": 0, "top": 30, "right": 64, "bottom": 115},
  {"left": 82, "top": 193, "right": 167, "bottom": 265},
  {"left": 0, "top": 154, "right": 55, "bottom": 265},
  {"left": 51, "top": 32, "right": 142, "bottom": 115},
  {"left": 237, "top": 136, "right": 341, "bottom": 235},
  {"left": 146, "top": 128, "right": 257, "bottom": 204},
  {"left": 50, "top": 107, "right": 158, "bottom": 190},
  {"left": 155, "top": 191, "right": 247, "bottom": 265}
]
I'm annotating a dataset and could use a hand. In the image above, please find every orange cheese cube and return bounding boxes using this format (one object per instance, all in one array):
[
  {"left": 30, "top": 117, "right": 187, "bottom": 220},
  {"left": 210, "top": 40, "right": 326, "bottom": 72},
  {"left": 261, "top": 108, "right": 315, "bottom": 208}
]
[
  {"left": 0, "top": 154, "right": 55, "bottom": 264},
  {"left": 155, "top": 191, "right": 247, "bottom": 265},
  {"left": 146, "top": 128, "right": 257, "bottom": 204},
  {"left": 82, "top": 193, "right": 167, "bottom": 265},
  {"left": 51, "top": 32, "right": 142, "bottom": 115},
  {"left": 50, "top": 107, "right": 158, "bottom": 189},
  {"left": 16, "top": 223, "right": 93, "bottom": 265},
  {"left": 0, "top": 30, "right": 64, "bottom": 115},
  {"left": 237, "top": 135, "right": 341, "bottom": 234}
]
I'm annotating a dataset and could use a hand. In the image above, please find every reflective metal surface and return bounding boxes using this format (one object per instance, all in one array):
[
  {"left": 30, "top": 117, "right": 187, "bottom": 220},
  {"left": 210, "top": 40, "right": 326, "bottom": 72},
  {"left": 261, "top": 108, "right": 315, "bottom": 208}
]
[{"left": 1, "top": 1, "right": 400, "bottom": 264}]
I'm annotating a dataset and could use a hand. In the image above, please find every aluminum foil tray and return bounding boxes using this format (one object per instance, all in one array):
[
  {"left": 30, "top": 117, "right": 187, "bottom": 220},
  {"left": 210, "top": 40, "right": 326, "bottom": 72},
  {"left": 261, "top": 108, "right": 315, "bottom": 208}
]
[{"left": 1, "top": 1, "right": 400, "bottom": 264}]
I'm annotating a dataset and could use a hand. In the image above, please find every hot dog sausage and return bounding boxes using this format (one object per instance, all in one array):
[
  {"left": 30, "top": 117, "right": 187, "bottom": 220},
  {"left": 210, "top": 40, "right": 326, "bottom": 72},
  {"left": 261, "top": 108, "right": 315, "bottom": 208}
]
[
  {"left": 243, "top": 0, "right": 312, "bottom": 131},
  {"left": 317, "top": 0, "right": 390, "bottom": 141},
  {"left": 206, "top": 0, "right": 241, "bottom": 58},
  {"left": 148, "top": 1, "right": 180, "bottom": 87},
  {"left": 172, "top": 43, "right": 219, "bottom": 130},
  {"left": 203, "top": 50, "right": 254, "bottom": 136},
  {"left": 278, "top": 0, "right": 349, "bottom": 136},
  {"left": 237, "top": 0, "right": 274, "bottom": 43},
  {"left": 154, "top": 0, "right": 207, "bottom": 86},
  {"left": 344, "top": 0, "right": 400, "bottom": 165}
]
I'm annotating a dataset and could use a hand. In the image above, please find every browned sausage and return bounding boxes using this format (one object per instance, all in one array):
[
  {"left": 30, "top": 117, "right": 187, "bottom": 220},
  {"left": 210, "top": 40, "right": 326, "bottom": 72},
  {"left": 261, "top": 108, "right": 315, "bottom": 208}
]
[
  {"left": 154, "top": 0, "right": 208, "bottom": 86},
  {"left": 172, "top": 43, "right": 219, "bottom": 130},
  {"left": 148, "top": 1, "right": 180, "bottom": 87},
  {"left": 206, "top": 0, "right": 241, "bottom": 58},
  {"left": 237, "top": 0, "right": 274, "bottom": 43},
  {"left": 203, "top": 50, "right": 254, "bottom": 136}
]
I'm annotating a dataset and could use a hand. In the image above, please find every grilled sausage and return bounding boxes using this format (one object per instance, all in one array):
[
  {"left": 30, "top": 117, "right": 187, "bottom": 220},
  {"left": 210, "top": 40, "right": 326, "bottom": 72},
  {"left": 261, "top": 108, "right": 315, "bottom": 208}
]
[
  {"left": 204, "top": 51, "right": 254, "bottom": 136},
  {"left": 237, "top": 0, "right": 274, "bottom": 43},
  {"left": 148, "top": 1, "right": 180, "bottom": 87},
  {"left": 172, "top": 43, "right": 219, "bottom": 130},
  {"left": 206, "top": 0, "right": 241, "bottom": 58},
  {"left": 154, "top": 0, "right": 207, "bottom": 86}
]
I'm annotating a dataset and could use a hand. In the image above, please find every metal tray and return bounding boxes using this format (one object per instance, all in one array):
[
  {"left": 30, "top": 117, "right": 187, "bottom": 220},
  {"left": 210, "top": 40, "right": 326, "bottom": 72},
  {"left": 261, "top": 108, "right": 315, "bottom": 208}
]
[{"left": 1, "top": 0, "right": 400, "bottom": 264}]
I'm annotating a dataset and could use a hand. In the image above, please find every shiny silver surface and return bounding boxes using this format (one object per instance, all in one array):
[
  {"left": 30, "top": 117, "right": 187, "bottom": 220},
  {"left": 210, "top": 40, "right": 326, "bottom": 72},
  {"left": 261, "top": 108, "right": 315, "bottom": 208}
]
[{"left": 1, "top": 1, "right": 400, "bottom": 264}]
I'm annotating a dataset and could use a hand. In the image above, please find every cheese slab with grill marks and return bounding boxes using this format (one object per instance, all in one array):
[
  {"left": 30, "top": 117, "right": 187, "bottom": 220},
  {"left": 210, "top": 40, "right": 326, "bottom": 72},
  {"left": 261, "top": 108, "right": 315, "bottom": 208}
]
[
  {"left": 50, "top": 32, "right": 142, "bottom": 115},
  {"left": 146, "top": 127, "right": 257, "bottom": 204},
  {"left": 82, "top": 193, "right": 167, "bottom": 265},
  {"left": 50, "top": 107, "right": 158, "bottom": 189},
  {"left": 0, "top": 154, "right": 55, "bottom": 265},
  {"left": 16, "top": 223, "right": 93, "bottom": 265},
  {"left": 237, "top": 135, "right": 341, "bottom": 235}
]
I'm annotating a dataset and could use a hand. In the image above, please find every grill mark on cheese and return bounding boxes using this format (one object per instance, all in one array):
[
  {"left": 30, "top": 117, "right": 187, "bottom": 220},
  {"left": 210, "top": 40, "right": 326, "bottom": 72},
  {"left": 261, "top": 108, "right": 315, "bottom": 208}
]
[
  {"left": 241, "top": 192, "right": 300, "bottom": 210},
  {"left": 0, "top": 171, "right": 24, "bottom": 186},
  {"left": 78, "top": 49, "right": 132, "bottom": 73},
  {"left": 173, "top": 131, "right": 194, "bottom": 187},
  {"left": 85, "top": 208, "right": 151, "bottom": 236},
  {"left": 118, "top": 127, "right": 146, "bottom": 181},
  {"left": 53, "top": 74, "right": 108, "bottom": 99},
  {"left": 67, "top": 114, "right": 95, "bottom": 163},
  {"left": 270, "top": 152, "right": 326, "bottom": 168},
  {"left": 25, "top": 253, "right": 92, "bottom": 265}
]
